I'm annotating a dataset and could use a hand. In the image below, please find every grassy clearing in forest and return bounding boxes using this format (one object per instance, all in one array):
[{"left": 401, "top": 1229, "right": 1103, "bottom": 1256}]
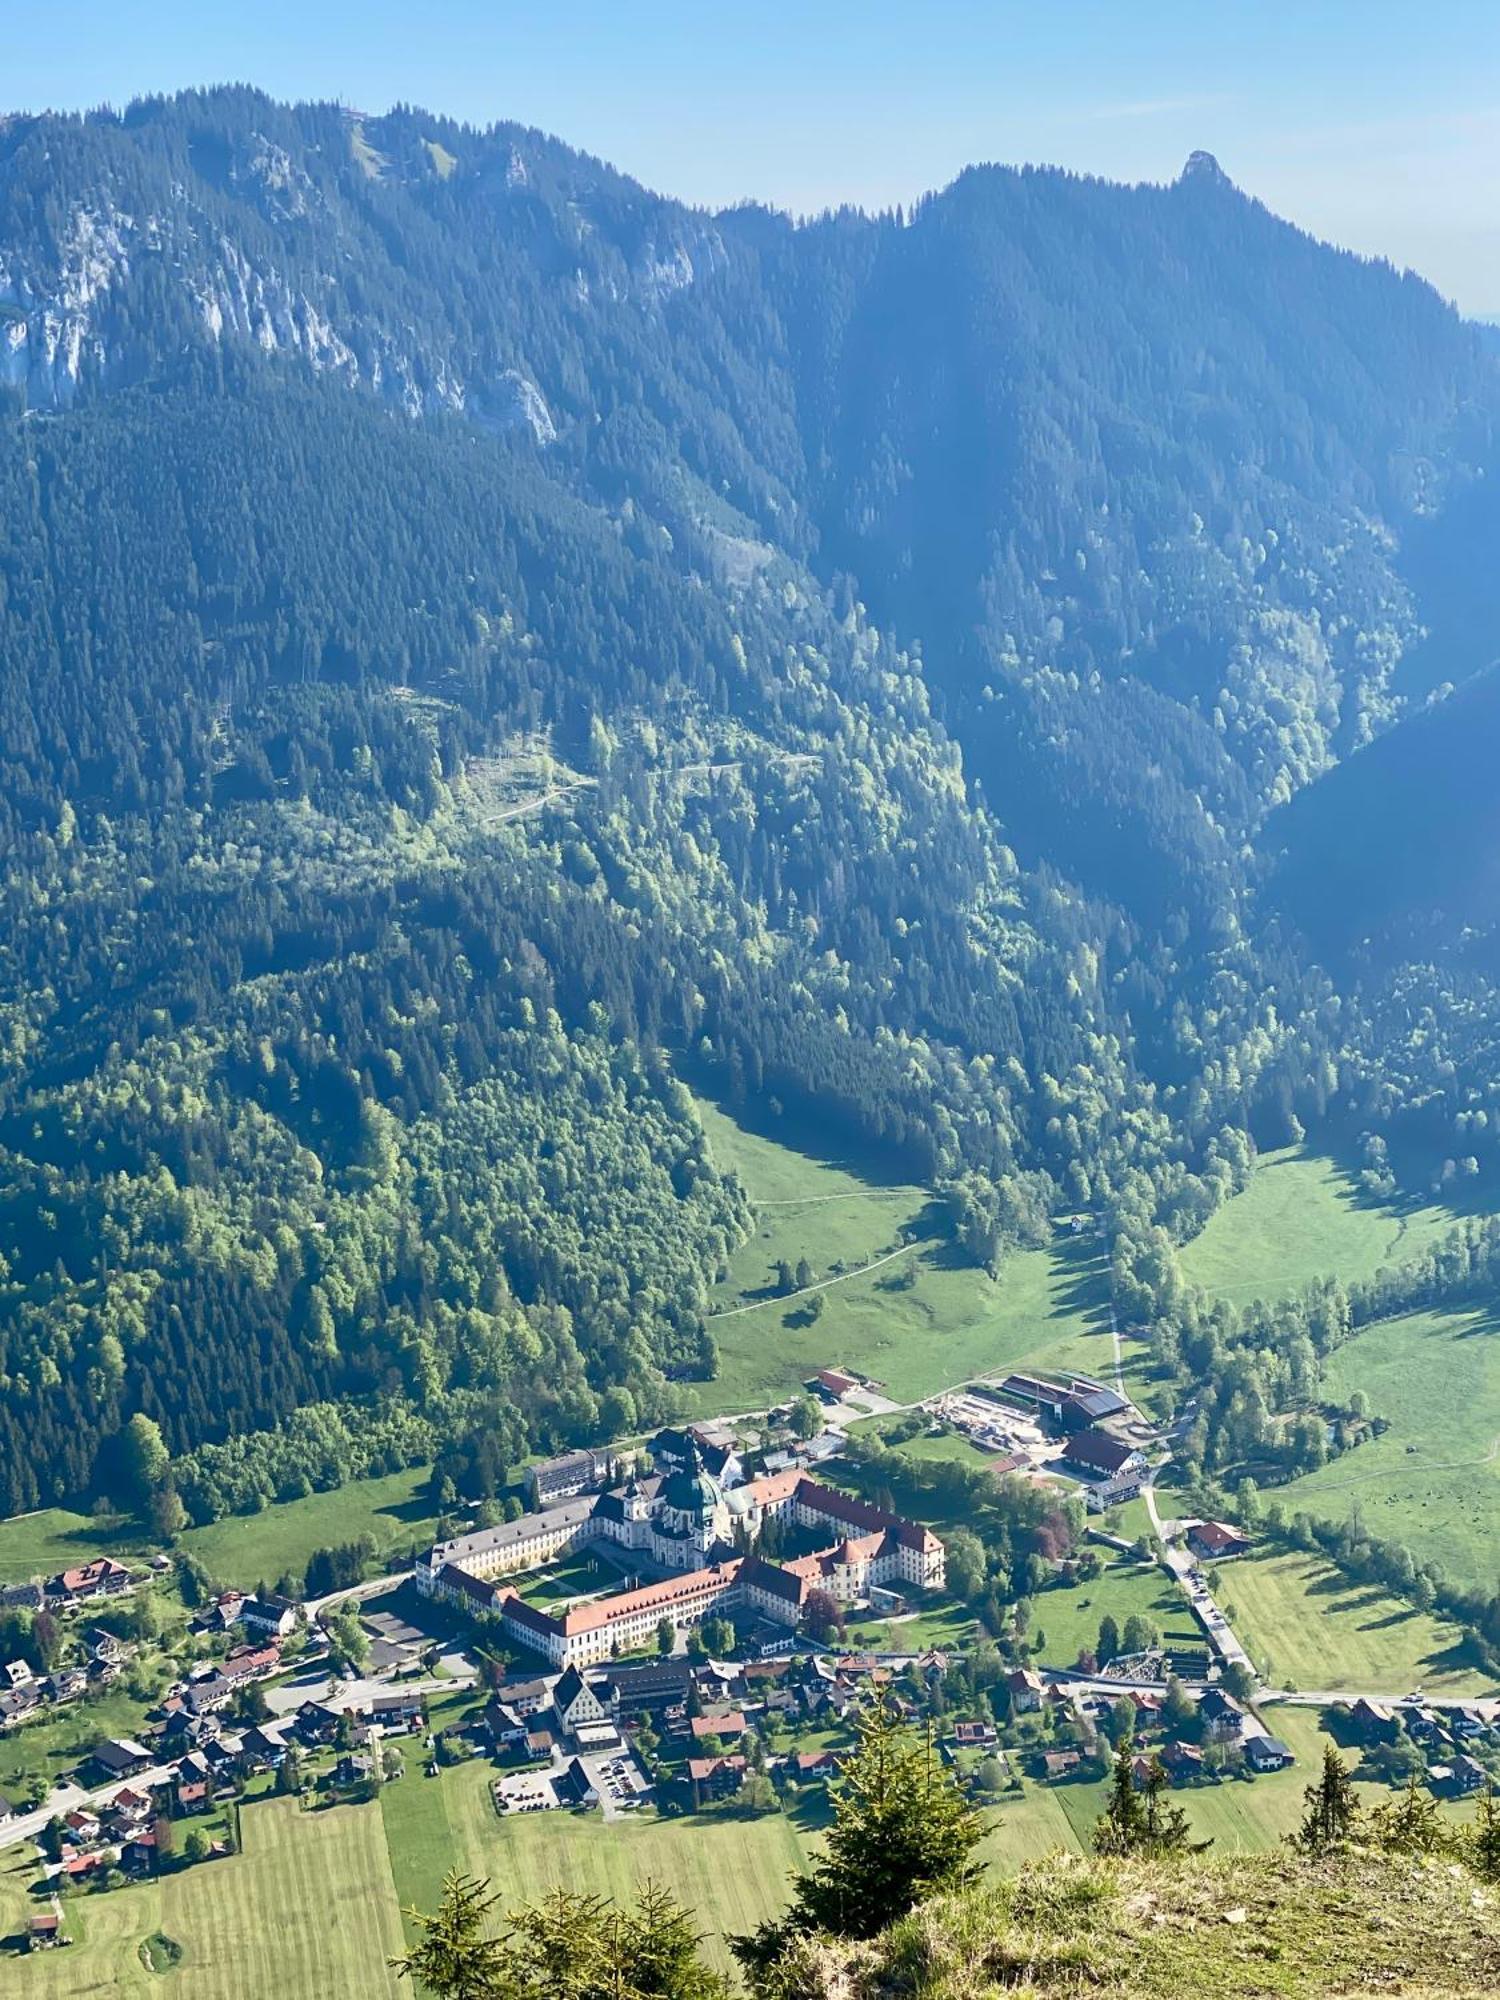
[
  {"left": 685, "top": 1096, "right": 1115, "bottom": 1416},
  {"left": 1175, "top": 1147, "right": 1466, "bottom": 1302}
]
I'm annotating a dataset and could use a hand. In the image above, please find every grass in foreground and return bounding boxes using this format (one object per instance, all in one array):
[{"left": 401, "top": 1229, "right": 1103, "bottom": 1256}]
[
  {"left": 1223, "top": 1548, "right": 1494, "bottom": 1693},
  {"left": 808, "top": 1847, "right": 1500, "bottom": 1997}
]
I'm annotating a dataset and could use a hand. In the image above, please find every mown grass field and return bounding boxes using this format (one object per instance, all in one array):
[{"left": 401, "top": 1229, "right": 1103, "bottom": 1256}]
[
  {"left": 1222, "top": 1549, "right": 1494, "bottom": 1693},
  {"left": 685, "top": 1096, "right": 1116, "bottom": 1416},
  {"left": 0, "top": 1798, "right": 405, "bottom": 1997},
  {"left": 1175, "top": 1147, "right": 1465, "bottom": 1302},
  {"left": 380, "top": 1760, "right": 816, "bottom": 1971},
  {"left": 1273, "top": 1304, "right": 1500, "bottom": 1592}
]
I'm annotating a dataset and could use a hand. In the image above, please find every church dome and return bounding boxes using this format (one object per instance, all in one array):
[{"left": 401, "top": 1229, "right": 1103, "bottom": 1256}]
[{"left": 661, "top": 1442, "right": 722, "bottom": 1519}]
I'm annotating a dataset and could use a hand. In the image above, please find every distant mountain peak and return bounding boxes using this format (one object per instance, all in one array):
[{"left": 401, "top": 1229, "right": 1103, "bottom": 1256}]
[{"left": 1180, "top": 149, "right": 1233, "bottom": 188}]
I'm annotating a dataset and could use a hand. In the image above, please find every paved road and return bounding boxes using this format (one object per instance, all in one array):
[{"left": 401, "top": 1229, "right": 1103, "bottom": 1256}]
[
  {"left": 1144, "top": 1471, "right": 1257, "bottom": 1679},
  {"left": 0, "top": 1762, "right": 176, "bottom": 1857},
  {"left": 304, "top": 1569, "right": 412, "bottom": 1622}
]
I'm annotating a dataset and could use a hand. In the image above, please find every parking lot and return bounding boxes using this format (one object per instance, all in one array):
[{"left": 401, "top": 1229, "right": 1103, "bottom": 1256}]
[{"left": 587, "top": 1748, "right": 653, "bottom": 1819}]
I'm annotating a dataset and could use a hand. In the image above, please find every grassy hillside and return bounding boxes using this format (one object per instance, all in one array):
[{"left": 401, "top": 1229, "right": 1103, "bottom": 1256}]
[
  {"left": 1273, "top": 1305, "right": 1500, "bottom": 1591},
  {"left": 686, "top": 1097, "right": 1117, "bottom": 1415},
  {"left": 1176, "top": 1148, "right": 1467, "bottom": 1301},
  {"left": 792, "top": 1847, "right": 1500, "bottom": 1997}
]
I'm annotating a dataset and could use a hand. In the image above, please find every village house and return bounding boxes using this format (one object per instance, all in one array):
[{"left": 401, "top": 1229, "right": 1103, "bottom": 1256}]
[
  {"left": 1058, "top": 1429, "right": 1148, "bottom": 1508},
  {"left": 791, "top": 1749, "right": 841, "bottom": 1780},
  {"left": 1005, "top": 1668, "right": 1046, "bottom": 1714},
  {"left": 88, "top": 1737, "right": 153, "bottom": 1782},
  {"left": 47, "top": 1558, "right": 131, "bottom": 1606},
  {"left": 1348, "top": 1697, "right": 1400, "bottom": 1745},
  {"left": 239, "top": 1594, "right": 299, "bottom": 1639},
  {"left": 1243, "top": 1734, "right": 1295, "bottom": 1773},
  {"left": 368, "top": 1691, "right": 425, "bottom": 1735},
  {"left": 1187, "top": 1521, "right": 1253, "bottom": 1561},
  {"left": 688, "top": 1754, "right": 746, "bottom": 1803}
]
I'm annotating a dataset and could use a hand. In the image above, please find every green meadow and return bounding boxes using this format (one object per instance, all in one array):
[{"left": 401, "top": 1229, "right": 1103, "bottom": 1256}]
[
  {"left": 1176, "top": 1147, "right": 1466, "bottom": 1303},
  {"left": 1218, "top": 1548, "right": 1493, "bottom": 1694},
  {"left": 684, "top": 1095, "right": 1119, "bottom": 1417},
  {"left": 1272, "top": 1305, "right": 1500, "bottom": 1593}
]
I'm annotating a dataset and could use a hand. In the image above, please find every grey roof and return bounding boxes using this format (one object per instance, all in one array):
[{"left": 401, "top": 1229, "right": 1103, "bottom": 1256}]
[{"left": 425, "top": 1493, "right": 597, "bottom": 1573}]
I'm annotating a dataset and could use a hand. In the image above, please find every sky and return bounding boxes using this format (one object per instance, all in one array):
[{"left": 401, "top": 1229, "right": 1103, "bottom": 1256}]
[{"left": 7, "top": 2, "right": 1500, "bottom": 314}]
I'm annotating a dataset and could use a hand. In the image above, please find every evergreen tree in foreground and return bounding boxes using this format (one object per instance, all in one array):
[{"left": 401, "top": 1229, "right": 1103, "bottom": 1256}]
[
  {"left": 1291, "top": 1744, "right": 1361, "bottom": 1855},
  {"left": 390, "top": 1872, "right": 727, "bottom": 1999},
  {"left": 1094, "top": 1739, "right": 1201, "bottom": 1857},
  {"left": 734, "top": 1691, "right": 983, "bottom": 1975},
  {"left": 391, "top": 1872, "right": 511, "bottom": 2000},
  {"left": 1370, "top": 1772, "right": 1448, "bottom": 1858}
]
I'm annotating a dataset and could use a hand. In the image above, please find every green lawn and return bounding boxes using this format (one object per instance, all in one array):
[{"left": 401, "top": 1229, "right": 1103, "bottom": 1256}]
[
  {"left": 0, "top": 1685, "right": 159, "bottom": 1795},
  {"left": 1223, "top": 1549, "right": 1494, "bottom": 1694},
  {"left": 1271, "top": 1305, "right": 1500, "bottom": 1592},
  {"left": 382, "top": 1759, "right": 815, "bottom": 1971},
  {"left": 512, "top": 1548, "right": 616, "bottom": 1610},
  {"left": 1176, "top": 1148, "right": 1468, "bottom": 1303},
  {"left": 1031, "top": 1559, "right": 1200, "bottom": 1673},
  {"left": 685, "top": 1096, "right": 1118, "bottom": 1416},
  {"left": 0, "top": 1797, "right": 406, "bottom": 1997}
]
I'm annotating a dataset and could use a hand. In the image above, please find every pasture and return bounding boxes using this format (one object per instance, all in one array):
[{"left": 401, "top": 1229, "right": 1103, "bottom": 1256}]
[
  {"left": 1274, "top": 1304, "right": 1500, "bottom": 1592},
  {"left": 685, "top": 1096, "right": 1118, "bottom": 1416},
  {"left": 0, "top": 1798, "right": 405, "bottom": 1997},
  {"left": 1222, "top": 1549, "right": 1494, "bottom": 1694},
  {"left": 1176, "top": 1147, "right": 1466, "bottom": 1303},
  {"left": 0, "top": 1465, "right": 439, "bottom": 1601}
]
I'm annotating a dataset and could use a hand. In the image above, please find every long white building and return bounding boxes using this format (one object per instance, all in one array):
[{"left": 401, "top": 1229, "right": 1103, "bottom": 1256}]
[{"left": 416, "top": 1446, "right": 945, "bottom": 1669}]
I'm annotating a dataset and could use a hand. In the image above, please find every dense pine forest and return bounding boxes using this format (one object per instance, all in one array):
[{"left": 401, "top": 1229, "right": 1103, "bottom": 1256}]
[{"left": 1, "top": 87, "right": 1498, "bottom": 1518}]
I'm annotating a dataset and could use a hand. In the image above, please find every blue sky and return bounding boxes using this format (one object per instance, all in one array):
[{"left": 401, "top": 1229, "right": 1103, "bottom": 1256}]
[{"left": 8, "top": 2, "right": 1499, "bottom": 312}]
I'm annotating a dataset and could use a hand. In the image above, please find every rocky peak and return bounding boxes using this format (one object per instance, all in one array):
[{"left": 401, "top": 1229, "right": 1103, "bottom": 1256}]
[{"left": 1180, "top": 149, "right": 1235, "bottom": 189}]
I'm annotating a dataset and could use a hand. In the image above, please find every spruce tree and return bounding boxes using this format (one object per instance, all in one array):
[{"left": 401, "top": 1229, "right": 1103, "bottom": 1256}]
[
  {"left": 735, "top": 1691, "right": 981, "bottom": 1970},
  {"left": 1371, "top": 1772, "right": 1446, "bottom": 1857},
  {"left": 1470, "top": 1785, "right": 1500, "bottom": 1884},
  {"left": 1291, "top": 1744, "right": 1360, "bottom": 1855},
  {"left": 390, "top": 1871, "right": 512, "bottom": 2000},
  {"left": 1094, "top": 1737, "right": 1149, "bottom": 1856}
]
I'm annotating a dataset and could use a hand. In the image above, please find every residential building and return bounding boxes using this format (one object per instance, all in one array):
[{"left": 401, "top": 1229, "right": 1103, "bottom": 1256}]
[
  {"left": 1243, "top": 1735, "right": 1294, "bottom": 1772},
  {"left": 1187, "top": 1521, "right": 1253, "bottom": 1561},
  {"left": 527, "top": 1447, "right": 619, "bottom": 1508}
]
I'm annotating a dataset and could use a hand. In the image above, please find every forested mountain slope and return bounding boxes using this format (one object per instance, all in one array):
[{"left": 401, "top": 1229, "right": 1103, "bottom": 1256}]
[{"left": 1, "top": 86, "right": 1498, "bottom": 1514}]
